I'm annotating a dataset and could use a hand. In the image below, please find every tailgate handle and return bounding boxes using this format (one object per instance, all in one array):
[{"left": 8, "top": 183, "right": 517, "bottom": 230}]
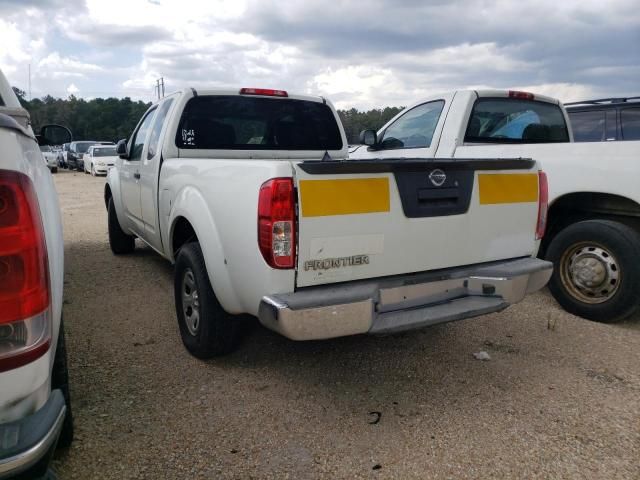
[{"left": 417, "top": 187, "right": 459, "bottom": 202}]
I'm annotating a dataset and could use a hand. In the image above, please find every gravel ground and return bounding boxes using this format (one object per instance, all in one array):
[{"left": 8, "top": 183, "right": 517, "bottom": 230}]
[{"left": 51, "top": 169, "right": 639, "bottom": 479}]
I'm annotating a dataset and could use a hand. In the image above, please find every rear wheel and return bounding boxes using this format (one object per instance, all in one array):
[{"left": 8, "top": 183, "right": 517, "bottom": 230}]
[
  {"left": 51, "top": 319, "right": 74, "bottom": 448},
  {"left": 174, "top": 242, "right": 242, "bottom": 357},
  {"left": 546, "top": 219, "right": 640, "bottom": 322},
  {"left": 51, "top": 167, "right": 58, "bottom": 174},
  {"left": 108, "top": 198, "right": 135, "bottom": 254}
]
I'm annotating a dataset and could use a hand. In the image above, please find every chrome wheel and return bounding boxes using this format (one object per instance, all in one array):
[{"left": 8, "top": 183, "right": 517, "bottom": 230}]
[
  {"left": 560, "top": 242, "right": 621, "bottom": 304},
  {"left": 181, "top": 269, "right": 200, "bottom": 336}
]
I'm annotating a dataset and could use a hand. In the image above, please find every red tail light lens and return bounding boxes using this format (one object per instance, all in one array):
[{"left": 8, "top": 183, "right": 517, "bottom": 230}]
[
  {"left": 536, "top": 170, "right": 549, "bottom": 240},
  {"left": 0, "top": 170, "right": 51, "bottom": 372},
  {"left": 508, "top": 90, "right": 535, "bottom": 100},
  {"left": 240, "top": 88, "right": 288, "bottom": 98},
  {"left": 258, "top": 178, "right": 296, "bottom": 269}
]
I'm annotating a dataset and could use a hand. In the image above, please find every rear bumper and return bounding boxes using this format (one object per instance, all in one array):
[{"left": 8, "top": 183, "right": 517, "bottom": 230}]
[
  {"left": 258, "top": 257, "right": 552, "bottom": 340},
  {"left": 0, "top": 390, "right": 66, "bottom": 479}
]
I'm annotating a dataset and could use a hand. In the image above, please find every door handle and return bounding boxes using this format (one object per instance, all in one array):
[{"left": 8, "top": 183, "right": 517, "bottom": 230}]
[{"left": 134, "top": 172, "right": 141, "bottom": 179}]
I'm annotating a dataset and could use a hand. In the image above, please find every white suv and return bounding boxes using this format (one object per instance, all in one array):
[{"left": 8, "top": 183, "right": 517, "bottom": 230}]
[{"left": 0, "top": 69, "right": 73, "bottom": 478}]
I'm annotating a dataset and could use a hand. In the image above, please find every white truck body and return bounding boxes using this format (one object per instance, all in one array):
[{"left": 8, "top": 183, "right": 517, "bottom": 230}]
[
  {"left": 106, "top": 87, "right": 551, "bottom": 353},
  {"left": 0, "top": 69, "right": 70, "bottom": 478},
  {"left": 352, "top": 89, "right": 640, "bottom": 322}
]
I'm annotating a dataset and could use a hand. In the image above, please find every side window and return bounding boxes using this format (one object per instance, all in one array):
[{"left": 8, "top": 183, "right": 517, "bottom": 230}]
[
  {"left": 621, "top": 108, "right": 640, "bottom": 141},
  {"left": 147, "top": 99, "right": 174, "bottom": 160},
  {"left": 129, "top": 108, "right": 157, "bottom": 161},
  {"left": 379, "top": 101, "right": 445, "bottom": 149},
  {"left": 465, "top": 98, "right": 569, "bottom": 143},
  {"left": 568, "top": 110, "right": 606, "bottom": 142}
]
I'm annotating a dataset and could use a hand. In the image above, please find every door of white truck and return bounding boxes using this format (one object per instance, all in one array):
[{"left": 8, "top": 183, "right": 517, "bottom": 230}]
[
  {"left": 138, "top": 96, "right": 177, "bottom": 251},
  {"left": 119, "top": 106, "right": 157, "bottom": 235}
]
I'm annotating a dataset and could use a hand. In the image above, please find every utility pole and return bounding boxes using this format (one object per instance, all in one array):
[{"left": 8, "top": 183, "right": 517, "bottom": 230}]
[{"left": 155, "top": 77, "right": 165, "bottom": 100}]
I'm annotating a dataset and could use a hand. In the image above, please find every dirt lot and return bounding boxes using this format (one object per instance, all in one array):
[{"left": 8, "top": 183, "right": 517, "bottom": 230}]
[{"left": 51, "top": 169, "right": 639, "bottom": 479}]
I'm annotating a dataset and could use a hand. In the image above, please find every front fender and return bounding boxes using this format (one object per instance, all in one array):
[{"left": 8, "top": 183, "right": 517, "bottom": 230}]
[
  {"left": 105, "top": 168, "right": 131, "bottom": 234},
  {"left": 169, "top": 186, "right": 243, "bottom": 313}
]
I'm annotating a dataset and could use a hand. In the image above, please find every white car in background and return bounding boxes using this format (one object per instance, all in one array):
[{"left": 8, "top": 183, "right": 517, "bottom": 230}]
[
  {"left": 84, "top": 145, "right": 118, "bottom": 176},
  {"left": 39, "top": 145, "right": 58, "bottom": 173}
]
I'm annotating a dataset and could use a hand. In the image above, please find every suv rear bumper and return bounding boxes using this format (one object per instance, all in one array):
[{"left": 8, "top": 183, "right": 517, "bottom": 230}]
[
  {"left": 0, "top": 390, "right": 66, "bottom": 479},
  {"left": 259, "top": 257, "right": 552, "bottom": 340}
]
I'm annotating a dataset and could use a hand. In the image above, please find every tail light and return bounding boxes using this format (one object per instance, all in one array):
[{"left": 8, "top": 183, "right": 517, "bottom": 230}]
[
  {"left": 536, "top": 170, "right": 549, "bottom": 240},
  {"left": 0, "top": 170, "right": 51, "bottom": 373},
  {"left": 508, "top": 90, "right": 535, "bottom": 100},
  {"left": 240, "top": 88, "right": 288, "bottom": 98},
  {"left": 258, "top": 178, "right": 296, "bottom": 269}
]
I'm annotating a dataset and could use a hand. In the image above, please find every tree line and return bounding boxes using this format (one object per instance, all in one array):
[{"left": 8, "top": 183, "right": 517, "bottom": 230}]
[{"left": 13, "top": 87, "right": 403, "bottom": 145}]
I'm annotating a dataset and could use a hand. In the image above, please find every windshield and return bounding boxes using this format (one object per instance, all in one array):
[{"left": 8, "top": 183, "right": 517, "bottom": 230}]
[
  {"left": 74, "top": 142, "right": 96, "bottom": 153},
  {"left": 465, "top": 98, "right": 569, "bottom": 143},
  {"left": 93, "top": 147, "right": 117, "bottom": 157},
  {"left": 176, "top": 96, "right": 343, "bottom": 150}
]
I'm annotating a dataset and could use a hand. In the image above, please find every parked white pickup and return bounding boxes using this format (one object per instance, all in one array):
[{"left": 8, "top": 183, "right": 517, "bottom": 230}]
[
  {"left": 353, "top": 89, "right": 640, "bottom": 322},
  {"left": 106, "top": 87, "right": 551, "bottom": 358}
]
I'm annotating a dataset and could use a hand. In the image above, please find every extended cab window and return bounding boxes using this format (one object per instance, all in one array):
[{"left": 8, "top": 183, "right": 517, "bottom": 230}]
[
  {"left": 148, "top": 99, "right": 174, "bottom": 159},
  {"left": 568, "top": 110, "right": 606, "bottom": 142},
  {"left": 176, "top": 96, "right": 342, "bottom": 150},
  {"left": 621, "top": 108, "right": 640, "bottom": 140},
  {"left": 465, "top": 98, "right": 569, "bottom": 143},
  {"left": 379, "top": 101, "right": 444, "bottom": 149}
]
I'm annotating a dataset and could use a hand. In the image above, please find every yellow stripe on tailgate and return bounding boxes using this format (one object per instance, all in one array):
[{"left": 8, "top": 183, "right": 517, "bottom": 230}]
[
  {"left": 299, "top": 178, "right": 390, "bottom": 217},
  {"left": 478, "top": 173, "right": 538, "bottom": 205}
]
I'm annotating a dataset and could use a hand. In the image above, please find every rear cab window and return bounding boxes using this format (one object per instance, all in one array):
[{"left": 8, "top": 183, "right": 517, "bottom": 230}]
[
  {"left": 175, "top": 96, "right": 343, "bottom": 150},
  {"left": 465, "top": 98, "right": 569, "bottom": 143}
]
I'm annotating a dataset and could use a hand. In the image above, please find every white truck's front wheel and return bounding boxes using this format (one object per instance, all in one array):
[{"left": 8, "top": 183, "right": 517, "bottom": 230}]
[
  {"left": 547, "top": 219, "right": 640, "bottom": 322},
  {"left": 174, "top": 242, "right": 242, "bottom": 358}
]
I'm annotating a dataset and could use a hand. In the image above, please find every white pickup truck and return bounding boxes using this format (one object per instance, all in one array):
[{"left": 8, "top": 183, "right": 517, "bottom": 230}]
[
  {"left": 0, "top": 69, "right": 73, "bottom": 478},
  {"left": 106, "top": 87, "right": 551, "bottom": 357},
  {"left": 353, "top": 90, "right": 640, "bottom": 323}
]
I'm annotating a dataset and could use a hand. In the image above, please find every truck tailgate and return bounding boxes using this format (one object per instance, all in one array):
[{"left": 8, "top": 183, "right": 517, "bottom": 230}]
[{"left": 294, "top": 158, "right": 541, "bottom": 287}]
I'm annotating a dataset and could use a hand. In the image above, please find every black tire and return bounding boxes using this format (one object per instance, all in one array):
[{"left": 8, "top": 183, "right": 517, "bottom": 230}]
[
  {"left": 51, "top": 319, "right": 73, "bottom": 448},
  {"left": 546, "top": 219, "right": 640, "bottom": 322},
  {"left": 108, "top": 198, "right": 135, "bottom": 254},
  {"left": 51, "top": 167, "right": 58, "bottom": 174},
  {"left": 174, "top": 242, "right": 242, "bottom": 357}
]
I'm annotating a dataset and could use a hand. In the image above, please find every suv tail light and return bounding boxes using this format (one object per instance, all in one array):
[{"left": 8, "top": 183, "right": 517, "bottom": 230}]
[
  {"left": 536, "top": 170, "right": 549, "bottom": 240},
  {"left": 0, "top": 170, "right": 51, "bottom": 373},
  {"left": 258, "top": 178, "right": 296, "bottom": 269}
]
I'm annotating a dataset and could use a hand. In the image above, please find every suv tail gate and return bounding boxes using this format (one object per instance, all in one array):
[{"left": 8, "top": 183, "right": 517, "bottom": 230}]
[{"left": 294, "top": 158, "right": 542, "bottom": 287}]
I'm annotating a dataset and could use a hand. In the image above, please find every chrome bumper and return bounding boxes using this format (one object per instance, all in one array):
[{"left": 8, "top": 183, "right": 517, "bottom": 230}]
[
  {"left": 0, "top": 390, "right": 66, "bottom": 479},
  {"left": 258, "top": 257, "right": 552, "bottom": 340}
]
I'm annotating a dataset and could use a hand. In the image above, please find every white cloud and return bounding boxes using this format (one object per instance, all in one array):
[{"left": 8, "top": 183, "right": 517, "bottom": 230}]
[{"left": 66, "top": 83, "right": 80, "bottom": 95}]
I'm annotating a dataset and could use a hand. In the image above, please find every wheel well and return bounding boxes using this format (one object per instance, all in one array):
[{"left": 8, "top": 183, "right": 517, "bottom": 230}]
[
  {"left": 172, "top": 217, "right": 198, "bottom": 257},
  {"left": 104, "top": 185, "right": 112, "bottom": 210},
  {"left": 541, "top": 192, "right": 640, "bottom": 254}
]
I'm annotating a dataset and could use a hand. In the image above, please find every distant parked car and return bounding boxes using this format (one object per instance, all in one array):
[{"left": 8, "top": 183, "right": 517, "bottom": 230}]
[
  {"left": 67, "top": 141, "right": 98, "bottom": 171},
  {"left": 84, "top": 145, "right": 118, "bottom": 175},
  {"left": 57, "top": 142, "right": 70, "bottom": 168},
  {"left": 565, "top": 96, "right": 640, "bottom": 142},
  {"left": 40, "top": 145, "right": 58, "bottom": 173}
]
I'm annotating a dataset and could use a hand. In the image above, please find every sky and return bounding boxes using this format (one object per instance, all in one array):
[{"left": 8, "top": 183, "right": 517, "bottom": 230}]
[{"left": 0, "top": 0, "right": 638, "bottom": 110}]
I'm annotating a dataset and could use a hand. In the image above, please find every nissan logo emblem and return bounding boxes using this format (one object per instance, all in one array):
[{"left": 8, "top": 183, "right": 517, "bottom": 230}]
[{"left": 428, "top": 169, "right": 446, "bottom": 187}]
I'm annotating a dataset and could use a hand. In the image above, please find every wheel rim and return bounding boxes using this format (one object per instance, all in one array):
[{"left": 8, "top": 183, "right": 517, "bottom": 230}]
[
  {"left": 181, "top": 269, "right": 200, "bottom": 336},
  {"left": 559, "top": 241, "right": 621, "bottom": 304}
]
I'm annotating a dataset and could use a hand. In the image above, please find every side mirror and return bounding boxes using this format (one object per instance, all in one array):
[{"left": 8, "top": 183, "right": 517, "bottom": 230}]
[
  {"left": 116, "top": 139, "right": 128, "bottom": 159},
  {"left": 37, "top": 124, "right": 72, "bottom": 146},
  {"left": 359, "top": 129, "right": 377, "bottom": 147}
]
